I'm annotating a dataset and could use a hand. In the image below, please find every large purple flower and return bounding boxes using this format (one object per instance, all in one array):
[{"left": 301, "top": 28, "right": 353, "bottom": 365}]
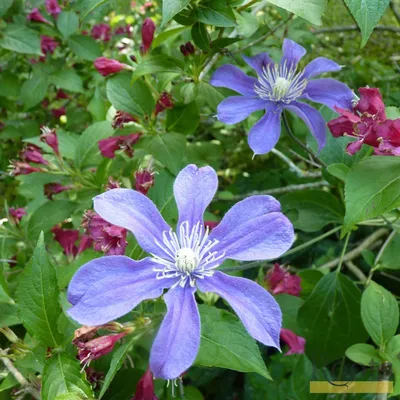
[
  {"left": 210, "top": 39, "right": 354, "bottom": 155},
  {"left": 67, "top": 165, "right": 294, "bottom": 380}
]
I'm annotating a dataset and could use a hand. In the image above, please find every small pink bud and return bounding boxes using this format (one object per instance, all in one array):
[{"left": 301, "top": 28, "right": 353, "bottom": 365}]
[
  {"left": 141, "top": 18, "right": 155, "bottom": 54},
  {"left": 94, "top": 57, "right": 130, "bottom": 77},
  {"left": 106, "top": 177, "right": 121, "bottom": 190},
  {"left": 10, "top": 161, "right": 42, "bottom": 176},
  {"left": 55, "top": 89, "right": 69, "bottom": 99},
  {"left": 98, "top": 133, "right": 141, "bottom": 159},
  {"left": 27, "top": 8, "right": 51, "bottom": 24},
  {"left": 112, "top": 111, "right": 138, "bottom": 129},
  {"left": 265, "top": 264, "right": 301, "bottom": 297},
  {"left": 40, "top": 126, "right": 59, "bottom": 155},
  {"left": 20, "top": 144, "right": 48, "bottom": 165},
  {"left": 280, "top": 329, "right": 306, "bottom": 356},
  {"left": 131, "top": 368, "right": 158, "bottom": 400},
  {"left": 155, "top": 92, "right": 173, "bottom": 115},
  {"left": 41, "top": 35, "right": 59, "bottom": 55},
  {"left": 51, "top": 106, "right": 66, "bottom": 118},
  {"left": 45, "top": 0, "right": 62, "bottom": 17},
  {"left": 44, "top": 183, "right": 72, "bottom": 200},
  {"left": 135, "top": 169, "right": 154, "bottom": 195},
  {"left": 91, "top": 24, "right": 112, "bottom": 42},
  {"left": 9, "top": 208, "right": 27, "bottom": 223}
]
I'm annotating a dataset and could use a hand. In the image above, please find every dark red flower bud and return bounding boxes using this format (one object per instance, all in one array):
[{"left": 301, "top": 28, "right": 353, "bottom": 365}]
[
  {"left": 41, "top": 35, "right": 59, "bottom": 54},
  {"left": 141, "top": 18, "right": 155, "bottom": 54},
  {"left": 27, "top": 8, "right": 51, "bottom": 24},
  {"left": 40, "top": 126, "right": 59, "bottom": 155},
  {"left": 115, "top": 25, "right": 132, "bottom": 36},
  {"left": 10, "top": 161, "right": 42, "bottom": 176},
  {"left": 45, "top": 0, "right": 62, "bottom": 17},
  {"left": 180, "top": 44, "right": 189, "bottom": 56},
  {"left": 91, "top": 24, "right": 112, "bottom": 42},
  {"left": 85, "top": 367, "right": 104, "bottom": 390},
  {"left": 185, "top": 41, "right": 195, "bottom": 54},
  {"left": 94, "top": 57, "right": 130, "bottom": 77},
  {"left": 44, "top": 183, "right": 72, "bottom": 200},
  {"left": 98, "top": 133, "right": 141, "bottom": 159},
  {"left": 135, "top": 169, "right": 154, "bottom": 195},
  {"left": 130, "top": 55, "right": 138, "bottom": 63},
  {"left": 20, "top": 144, "right": 48, "bottom": 165},
  {"left": 131, "top": 368, "right": 158, "bottom": 400},
  {"left": 55, "top": 89, "right": 69, "bottom": 99},
  {"left": 280, "top": 329, "right": 306, "bottom": 356},
  {"left": 52, "top": 226, "right": 80, "bottom": 257},
  {"left": 51, "top": 106, "right": 66, "bottom": 118},
  {"left": 155, "top": 92, "right": 173, "bottom": 115},
  {"left": 77, "top": 333, "right": 126, "bottom": 367},
  {"left": 112, "top": 111, "right": 138, "bottom": 129},
  {"left": 265, "top": 263, "right": 301, "bottom": 296},
  {"left": 106, "top": 177, "right": 121, "bottom": 190},
  {"left": 9, "top": 208, "right": 27, "bottom": 223}
]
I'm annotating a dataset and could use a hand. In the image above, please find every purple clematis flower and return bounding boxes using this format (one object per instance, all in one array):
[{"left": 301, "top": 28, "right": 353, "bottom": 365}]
[
  {"left": 67, "top": 165, "right": 294, "bottom": 380},
  {"left": 210, "top": 39, "right": 354, "bottom": 155}
]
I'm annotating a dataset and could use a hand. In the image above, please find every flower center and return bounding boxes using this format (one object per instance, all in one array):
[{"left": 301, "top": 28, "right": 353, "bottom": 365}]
[
  {"left": 254, "top": 62, "right": 307, "bottom": 103},
  {"left": 175, "top": 248, "right": 199, "bottom": 273}
]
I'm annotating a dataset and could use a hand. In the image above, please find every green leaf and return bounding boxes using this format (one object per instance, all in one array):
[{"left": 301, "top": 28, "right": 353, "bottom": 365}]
[
  {"left": 166, "top": 101, "right": 200, "bottom": 135},
  {"left": 386, "top": 106, "right": 400, "bottom": 119},
  {"left": 326, "top": 163, "right": 350, "bottom": 181},
  {"left": 20, "top": 72, "right": 49, "bottom": 109},
  {"left": 297, "top": 269, "right": 324, "bottom": 299},
  {"left": 343, "top": 0, "right": 391, "bottom": 46},
  {"left": 275, "top": 294, "right": 304, "bottom": 332},
  {"left": 99, "top": 336, "right": 136, "bottom": 398},
  {"left": 106, "top": 73, "right": 155, "bottom": 117},
  {"left": 131, "top": 55, "right": 183, "bottom": 80},
  {"left": 380, "top": 233, "right": 400, "bottom": 270},
  {"left": 0, "top": 0, "right": 13, "bottom": 17},
  {"left": 16, "top": 234, "right": 62, "bottom": 347},
  {"left": 88, "top": 87, "right": 107, "bottom": 121},
  {"left": 181, "top": 82, "right": 199, "bottom": 104},
  {"left": 162, "top": 0, "right": 191, "bottom": 26},
  {"left": 344, "top": 157, "right": 400, "bottom": 232},
  {"left": 196, "top": 3, "right": 236, "bottom": 27},
  {"left": 266, "top": 0, "right": 327, "bottom": 25},
  {"left": 68, "top": 34, "right": 102, "bottom": 61},
  {"left": 0, "top": 71, "right": 20, "bottom": 97},
  {"left": 297, "top": 272, "right": 368, "bottom": 367},
  {"left": 195, "top": 305, "right": 271, "bottom": 379},
  {"left": 57, "top": 11, "right": 80, "bottom": 39},
  {"left": 152, "top": 26, "right": 189, "bottom": 48},
  {"left": 0, "top": 303, "right": 20, "bottom": 327},
  {"left": 191, "top": 23, "right": 211, "bottom": 51},
  {"left": 51, "top": 70, "right": 84, "bottom": 93},
  {"left": 386, "top": 335, "right": 400, "bottom": 395},
  {"left": 289, "top": 354, "right": 313, "bottom": 400},
  {"left": 361, "top": 281, "right": 399, "bottom": 348},
  {"left": 235, "top": 11, "right": 259, "bottom": 38},
  {"left": 345, "top": 343, "right": 382, "bottom": 366},
  {"left": 197, "top": 81, "right": 224, "bottom": 109},
  {"left": 281, "top": 190, "right": 344, "bottom": 232},
  {"left": 75, "top": 121, "right": 114, "bottom": 168},
  {"left": 42, "top": 353, "right": 93, "bottom": 400},
  {"left": 145, "top": 133, "right": 186, "bottom": 175},
  {"left": 0, "top": 24, "right": 42, "bottom": 55},
  {"left": 28, "top": 201, "right": 77, "bottom": 239},
  {"left": 74, "top": 0, "right": 111, "bottom": 20}
]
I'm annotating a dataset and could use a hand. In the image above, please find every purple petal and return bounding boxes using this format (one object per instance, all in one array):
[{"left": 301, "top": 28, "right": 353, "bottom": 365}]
[
  {"left": 210, "top": 65, "right": 257, "bottom": 97},
  {"left": 301, "top": 78, "right": 354, "bottom": 110},
  {"left": 303, "top": 57, "right": 342, "bottom": 79},
  {"left": 284, "top": 101, "right": 326, "bottom": 151},
  {"left": 197, "top": 272, "right": 282, "bottom": 348},
  {"left": 150, "top": 285, "right": 200, "bottom": 379},
  {"left": 248, "top": 105, "right": 282, "bottom": 155},
  {"left": 217, "top": 96, "right": 266, "bottom": 124},
  {"left": 281, "top": 38, "right": 306, "bottom": 68},
  {"left": 242, "top": 53, "right": 274, "bottom": 76},
  {"left": 174, "top": 164, "right": 218, "bottom": 231},
  {"left": 94, "top": 189, "right": 170, "bottom": 258},
  {"left": 209, "top": 195, "right": 294, "bottom": 261},
  {"left": 67, "top": 257, "right": 175, "bottom": 326}
]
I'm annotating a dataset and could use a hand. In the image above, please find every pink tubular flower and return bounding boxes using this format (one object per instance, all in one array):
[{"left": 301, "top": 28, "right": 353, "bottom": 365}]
[
  {"left": 27, "top": 8, "right": 51, "bottom": 24},
  {"left": 327, "top": 87, "right": 387, "bottom": 155},
  {"left": 98, "top": 133, "right": 141, "bottom": 159},
  {"left": 20, "top": 144, "right": 48, "bottom": 165},
  {"left": 266, "top": 264, "right": 301, "bottom": 296},
  {"left": 91, "top": 24, "right": 111, "bottom": 42},
  {"left": 52, "top": 226, "right": 93, "bottom": 258},
  {"left": 56, "top": 89, "right": 69, "bottom": 99},
  {"left": 9, "top": 208, "right": 27, "bottom": 223},
  {"left": 155, "top": 92, "right": 173, "bottom": 115},
  {"left": 41, "top": 36, "right": 59, "bottom": 54},
  {"left": 10, "top": 161, "right": 42, "bottom": 176},
  {"left": 141, "top": 18, "right": 155, "bottom": 54},
  {"left": 51, "top": 106, "right": 66, "bottom": 118},
  {"left": 280, "top": 329, "right": 306, "bottom": 356},
  {"left": 94, "top": 57, "right": 130, "bottom": 77},
  {"left": 106, "top": 177, "right": 121, "bottom": 190},
  {"left": 83, "top": 210, "right": 128, "bottom": 255},
  {"left": 112, "top": 111, "right": 138, "bottom": 129},
  {"left": 44, "top": 183, "right": 72, "bottom": 200},
  {"left": 45, "top": 0, "right": 62, "bottom": 17},
  {"left": 135, "top": 169, "right": 155, "bottom": 195},
  {"left": 40, "top": 126, "right": 59, "bottom": 155},
  {"left": 131, "top": 368, "right": 158, "bottom": 400},
  {"left": 375, "top": 119, "right": 400, "bottom": 156},
  {"left": 77, "top": 333, "right": 126, "bottom": 368}
]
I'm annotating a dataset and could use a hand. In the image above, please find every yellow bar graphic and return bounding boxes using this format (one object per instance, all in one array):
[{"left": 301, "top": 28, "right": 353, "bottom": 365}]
[{"left": 310, "top": 381, "right": 393, "bottom": 394}]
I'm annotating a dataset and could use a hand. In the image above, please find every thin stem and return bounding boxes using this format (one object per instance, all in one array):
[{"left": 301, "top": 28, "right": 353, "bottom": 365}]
[
  {"left": 374, "top": 229, "right": 397, "bottom": 267},
  {"left": 281, "top": 111, "right": 327, "bottom": 168},
  {"left": 312, "top": 25, "right": 400, "bottom": 34},
  {"left": 336, "top": 232, "right": 351, "bottom": 274},
  {"left": 178, "top": 378, "right": 185, "bottom": 399},
  {"left": 390, "top": 1, "right": 400, "bottom": 24},
  {"left": 345, "top": 261, "right": 367, "bottom": 283},
  {"left": 237, "top": 0, "right": 260, "bottom": 12},
  {"left": 220, "top": 226, "right": 342, "bottom": 272}
]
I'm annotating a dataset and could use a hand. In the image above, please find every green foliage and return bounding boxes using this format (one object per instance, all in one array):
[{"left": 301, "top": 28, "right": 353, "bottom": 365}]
[{"left": 0, "top": 25, "right": 42, "bottom": 55}]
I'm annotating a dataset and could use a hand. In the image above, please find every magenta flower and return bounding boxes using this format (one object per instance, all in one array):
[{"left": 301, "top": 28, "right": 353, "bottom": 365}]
[
  {"left": 180, "top": 41, "right": 195, "bottom": 56},
  {"left": 91, "top": 24, "right": 111, "bottom": 42},
  {"left": 98, "top": 133, "right": 141, "bottom": 158},
  {"left": 135, "top": 169, "right": 155, "bottom": 195},
  {"left": 45, "top": 0, "right": 62, "bottom": 17},
  {"left": 55, "top": 89, "right": 69, "bottom": 99},
  {"left": 210, "top": 39, "right": 354, "bottom": 154},
  {"left": 9, "top": 208, "right": 27, "bottom": 223},
  {"left": 52, "top": 226, "right": 93, "bottom": 258},
  {"left": 376, "top": 119, "right": 400, "bottom": 156},
  {"left": 67, "top": 165, "right": 294, "bottom": 379},
  {"left": 112, "top": 111, "right": 138, "bottom": 129},
  {"left": 44, "top": 183, "right": 72, "bottom": 200},
  {"left": 41, "top": 35, "right": 59, "bottom": 54},
  {"left": 141, "top": 18, "right": 155, "bottom": 54},
  {"left": 51, "top": 106, "right": 66, "bottom": 118},
  {"left": 27, "top": 8, "right": 51, "bottom": 24},
  {"left": 280, "top": 328, "right": 306, "bottom": 356},
  {"left": 132, "top": 368, "right": 158, "bottom": 400},
  {"left": 266, "top": 263, "right": 301, "bottom": 296},
  {"left": 155, "top": 92, "right": 173, "bottom": 115},
  {"left": 20, "top": 144, "right": 48, "bottom": 165},
  {"left": 10, "top": 161, "right": 43, "bottom": 176},
  {"left": 94, "top": 57, "right": 130, "bottom": 77},
  {"left": 40, "top": 126, "right": 59, "bottom": 155}
]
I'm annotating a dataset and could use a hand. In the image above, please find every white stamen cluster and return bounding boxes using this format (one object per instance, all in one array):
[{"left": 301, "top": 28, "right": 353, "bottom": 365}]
[
  {"left": 255, "top": 61, "right": 307, "bottom": 103},
  {"left": 151, "top": 221, "right": 225, "bottom": 288}
]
